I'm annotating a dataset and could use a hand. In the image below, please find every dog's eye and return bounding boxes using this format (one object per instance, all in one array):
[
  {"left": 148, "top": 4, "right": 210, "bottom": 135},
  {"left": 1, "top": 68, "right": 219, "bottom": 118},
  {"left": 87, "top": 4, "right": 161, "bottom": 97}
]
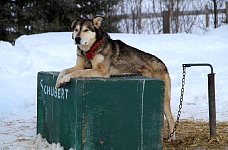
[
  {"left": 75, "top": 29, "right": 78, "bottom": 32},
  {"left": 83, "top": 29, "right": 89, "bottom": 32}
]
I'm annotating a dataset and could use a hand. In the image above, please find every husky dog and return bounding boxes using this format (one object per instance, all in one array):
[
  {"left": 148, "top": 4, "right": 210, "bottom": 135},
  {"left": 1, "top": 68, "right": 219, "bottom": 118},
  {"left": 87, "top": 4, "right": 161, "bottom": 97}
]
[{"left": 55, "top": 16, "right": 175, "bottom": 141}]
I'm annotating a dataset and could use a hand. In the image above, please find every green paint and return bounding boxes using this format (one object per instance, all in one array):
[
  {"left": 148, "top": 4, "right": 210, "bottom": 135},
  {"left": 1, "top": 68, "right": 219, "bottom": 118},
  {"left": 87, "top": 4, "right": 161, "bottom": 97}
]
[{"left": 37, "top": 72, "right": 164, "bottom": 150}]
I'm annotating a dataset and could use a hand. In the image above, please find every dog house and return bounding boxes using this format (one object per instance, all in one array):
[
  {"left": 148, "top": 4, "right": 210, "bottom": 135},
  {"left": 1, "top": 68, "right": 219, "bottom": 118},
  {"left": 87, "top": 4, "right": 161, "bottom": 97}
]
[{"left": 37, "top": 72, "right": 164, "bottom": 150}]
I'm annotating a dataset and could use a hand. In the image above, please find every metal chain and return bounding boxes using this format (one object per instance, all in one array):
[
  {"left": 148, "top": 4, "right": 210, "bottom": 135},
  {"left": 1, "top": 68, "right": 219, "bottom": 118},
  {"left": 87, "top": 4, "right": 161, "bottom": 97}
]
[{"left": 166, "top": 65, "right": 187, "bottom": 140}]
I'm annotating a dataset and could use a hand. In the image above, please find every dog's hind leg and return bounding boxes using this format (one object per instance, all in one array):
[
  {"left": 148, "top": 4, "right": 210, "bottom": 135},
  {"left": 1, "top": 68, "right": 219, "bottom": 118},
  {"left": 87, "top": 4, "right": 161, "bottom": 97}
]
[{"left": 163, "top": 74, "right": 176, "bottom": 141}]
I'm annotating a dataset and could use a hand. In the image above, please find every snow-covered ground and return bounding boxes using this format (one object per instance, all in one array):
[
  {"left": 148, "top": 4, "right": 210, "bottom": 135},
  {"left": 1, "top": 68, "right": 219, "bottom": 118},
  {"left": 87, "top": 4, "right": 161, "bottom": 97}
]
[{"left": 0, "top": 26, "right": 227, "bottom": 149}]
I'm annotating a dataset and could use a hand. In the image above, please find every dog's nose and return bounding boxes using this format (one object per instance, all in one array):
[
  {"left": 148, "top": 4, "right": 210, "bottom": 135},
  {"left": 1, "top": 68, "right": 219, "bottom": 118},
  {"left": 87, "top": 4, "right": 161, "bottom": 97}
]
[{"left": 75, "top": 37, "right": 81, "bottom": 44}]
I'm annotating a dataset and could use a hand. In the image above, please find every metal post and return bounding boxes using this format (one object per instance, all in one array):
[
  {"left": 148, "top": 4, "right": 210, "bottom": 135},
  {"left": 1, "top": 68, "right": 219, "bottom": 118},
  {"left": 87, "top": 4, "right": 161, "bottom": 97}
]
[
  {"left": 208, "top": 73, "right": 216, "bottom": 137},
  {"left": 183, "top": 63, "right": 216, "bottom": 137}
]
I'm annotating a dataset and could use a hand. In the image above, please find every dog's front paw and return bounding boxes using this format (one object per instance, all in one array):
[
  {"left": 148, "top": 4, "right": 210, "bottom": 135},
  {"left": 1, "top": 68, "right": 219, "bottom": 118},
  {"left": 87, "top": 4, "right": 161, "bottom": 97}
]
[
  {"left": 55, "top": 70, "right": 67, "bottom": 88},
  {"left": 55, "top": 81, "right": 64, "bottom": 88},
  {"left": 57, "top": 70, "right": 66, "bottom": 81},
  {"left": 55, "top": 74, "right": 71, "bottom": 88}
]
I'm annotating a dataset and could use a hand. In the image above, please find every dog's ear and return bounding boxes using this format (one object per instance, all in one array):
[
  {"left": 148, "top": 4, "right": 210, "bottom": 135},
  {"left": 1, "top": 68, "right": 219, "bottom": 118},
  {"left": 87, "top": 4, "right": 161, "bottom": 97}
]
[
  {"left": 92, "top": 16, "right": 104, "bottom": 29},
  {"left": 71, "top": 19, "right": 80, "bottom": 31}
]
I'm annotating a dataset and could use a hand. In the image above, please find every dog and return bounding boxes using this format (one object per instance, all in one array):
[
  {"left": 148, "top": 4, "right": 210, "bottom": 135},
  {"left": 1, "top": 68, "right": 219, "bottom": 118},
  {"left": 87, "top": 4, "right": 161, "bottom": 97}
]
[{"left": 55, "top": 16, "right": 175, "bottom": 141}]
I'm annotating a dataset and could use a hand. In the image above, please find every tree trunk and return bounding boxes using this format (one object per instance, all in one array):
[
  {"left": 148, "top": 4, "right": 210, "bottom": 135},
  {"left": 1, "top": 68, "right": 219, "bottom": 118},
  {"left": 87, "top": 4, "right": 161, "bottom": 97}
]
[{"left": 213, "top": 0, "right": 218, "bottom": 28}]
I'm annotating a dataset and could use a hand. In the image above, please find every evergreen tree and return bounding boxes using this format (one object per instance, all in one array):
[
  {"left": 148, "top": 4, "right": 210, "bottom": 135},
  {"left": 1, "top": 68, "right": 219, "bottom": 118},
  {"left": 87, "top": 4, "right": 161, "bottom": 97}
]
[
  {"left": 0, "top": 0, "right": 122, "bottom": 43},
  {"left": 0, "top": 0, "right": 17, "bottom": 43}
]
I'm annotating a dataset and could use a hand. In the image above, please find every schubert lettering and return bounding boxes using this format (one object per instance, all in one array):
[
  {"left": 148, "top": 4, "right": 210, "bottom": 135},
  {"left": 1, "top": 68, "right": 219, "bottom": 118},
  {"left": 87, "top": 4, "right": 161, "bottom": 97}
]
[{"left": 40, "top": 79, "right": 69, "bottom": 100}]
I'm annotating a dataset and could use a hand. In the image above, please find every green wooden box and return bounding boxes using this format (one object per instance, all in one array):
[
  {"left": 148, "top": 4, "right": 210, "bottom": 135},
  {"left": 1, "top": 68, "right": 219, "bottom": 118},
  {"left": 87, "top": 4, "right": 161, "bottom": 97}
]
[{"left": 37, "top": 72, "right": 164, "bottom": 150}]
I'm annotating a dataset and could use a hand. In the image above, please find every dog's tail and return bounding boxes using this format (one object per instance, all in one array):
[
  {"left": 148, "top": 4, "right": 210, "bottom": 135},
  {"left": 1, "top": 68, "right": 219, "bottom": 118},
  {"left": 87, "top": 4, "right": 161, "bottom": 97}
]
[{"left": 163, "top": 73, "right": 176, "bottom": 141}]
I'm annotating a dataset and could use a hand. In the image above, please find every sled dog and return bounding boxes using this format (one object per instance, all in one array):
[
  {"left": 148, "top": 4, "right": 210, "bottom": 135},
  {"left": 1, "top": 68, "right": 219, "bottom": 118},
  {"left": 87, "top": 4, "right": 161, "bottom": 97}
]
[{"left": 55, "top": 16, "right": 175, "bottom": 141}]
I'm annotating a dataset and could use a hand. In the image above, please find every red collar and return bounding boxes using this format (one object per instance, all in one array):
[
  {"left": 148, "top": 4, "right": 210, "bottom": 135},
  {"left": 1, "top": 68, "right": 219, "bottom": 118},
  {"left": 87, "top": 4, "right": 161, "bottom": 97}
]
[{"left": 85, "top": 38, "right": 105, "bottom": 59}]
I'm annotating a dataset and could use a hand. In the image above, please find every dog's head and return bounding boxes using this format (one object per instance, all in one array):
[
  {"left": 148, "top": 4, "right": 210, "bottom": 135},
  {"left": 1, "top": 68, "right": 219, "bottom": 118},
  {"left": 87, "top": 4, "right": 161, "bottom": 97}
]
[{"left": 71, "top": 16, "right": 104, "bottom": 52}]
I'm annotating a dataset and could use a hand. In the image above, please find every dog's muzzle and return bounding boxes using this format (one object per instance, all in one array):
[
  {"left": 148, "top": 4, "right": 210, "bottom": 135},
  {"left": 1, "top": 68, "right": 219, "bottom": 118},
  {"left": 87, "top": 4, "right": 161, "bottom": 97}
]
[{"left": 75, "top": 37, "right": 81, "bottom": 45}]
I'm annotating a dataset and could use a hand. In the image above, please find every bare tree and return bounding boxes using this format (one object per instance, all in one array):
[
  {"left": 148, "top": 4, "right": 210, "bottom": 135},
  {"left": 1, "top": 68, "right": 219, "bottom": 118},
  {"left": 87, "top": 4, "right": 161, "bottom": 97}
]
[
  {"left": 213, "top": 0, "right": 218, "bottom": 28},
  {"left": 116, "top": 0, "right": 226, "bottom": 34},
  {"left": 118, "top": 0, "right": 143, "bottom": 34}
]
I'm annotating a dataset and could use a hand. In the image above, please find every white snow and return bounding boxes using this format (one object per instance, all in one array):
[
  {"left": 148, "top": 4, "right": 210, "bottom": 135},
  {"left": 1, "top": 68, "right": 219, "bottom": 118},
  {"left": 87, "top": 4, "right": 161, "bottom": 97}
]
[{"left": 0, "top": 26, "right": 228, "bottom": 149}]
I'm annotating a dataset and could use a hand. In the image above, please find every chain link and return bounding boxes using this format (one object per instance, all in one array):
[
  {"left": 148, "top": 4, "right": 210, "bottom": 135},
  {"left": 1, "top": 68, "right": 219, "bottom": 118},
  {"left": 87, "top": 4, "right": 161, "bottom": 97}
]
[{"left": 166, "top": 66, "right": 187, "bottom": 140}]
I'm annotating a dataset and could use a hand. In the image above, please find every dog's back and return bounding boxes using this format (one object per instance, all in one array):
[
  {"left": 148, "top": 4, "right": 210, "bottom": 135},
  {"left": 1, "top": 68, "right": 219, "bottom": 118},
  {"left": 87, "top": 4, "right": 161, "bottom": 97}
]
[{"left": 105, "top": 39, "right": 168, "bottom": 78}]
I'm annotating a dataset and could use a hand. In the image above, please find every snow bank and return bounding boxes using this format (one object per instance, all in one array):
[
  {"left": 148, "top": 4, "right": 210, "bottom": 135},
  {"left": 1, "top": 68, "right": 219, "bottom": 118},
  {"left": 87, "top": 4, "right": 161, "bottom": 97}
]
[{"left": 0, "top": 26, "right": 227, "bottom": 149}]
